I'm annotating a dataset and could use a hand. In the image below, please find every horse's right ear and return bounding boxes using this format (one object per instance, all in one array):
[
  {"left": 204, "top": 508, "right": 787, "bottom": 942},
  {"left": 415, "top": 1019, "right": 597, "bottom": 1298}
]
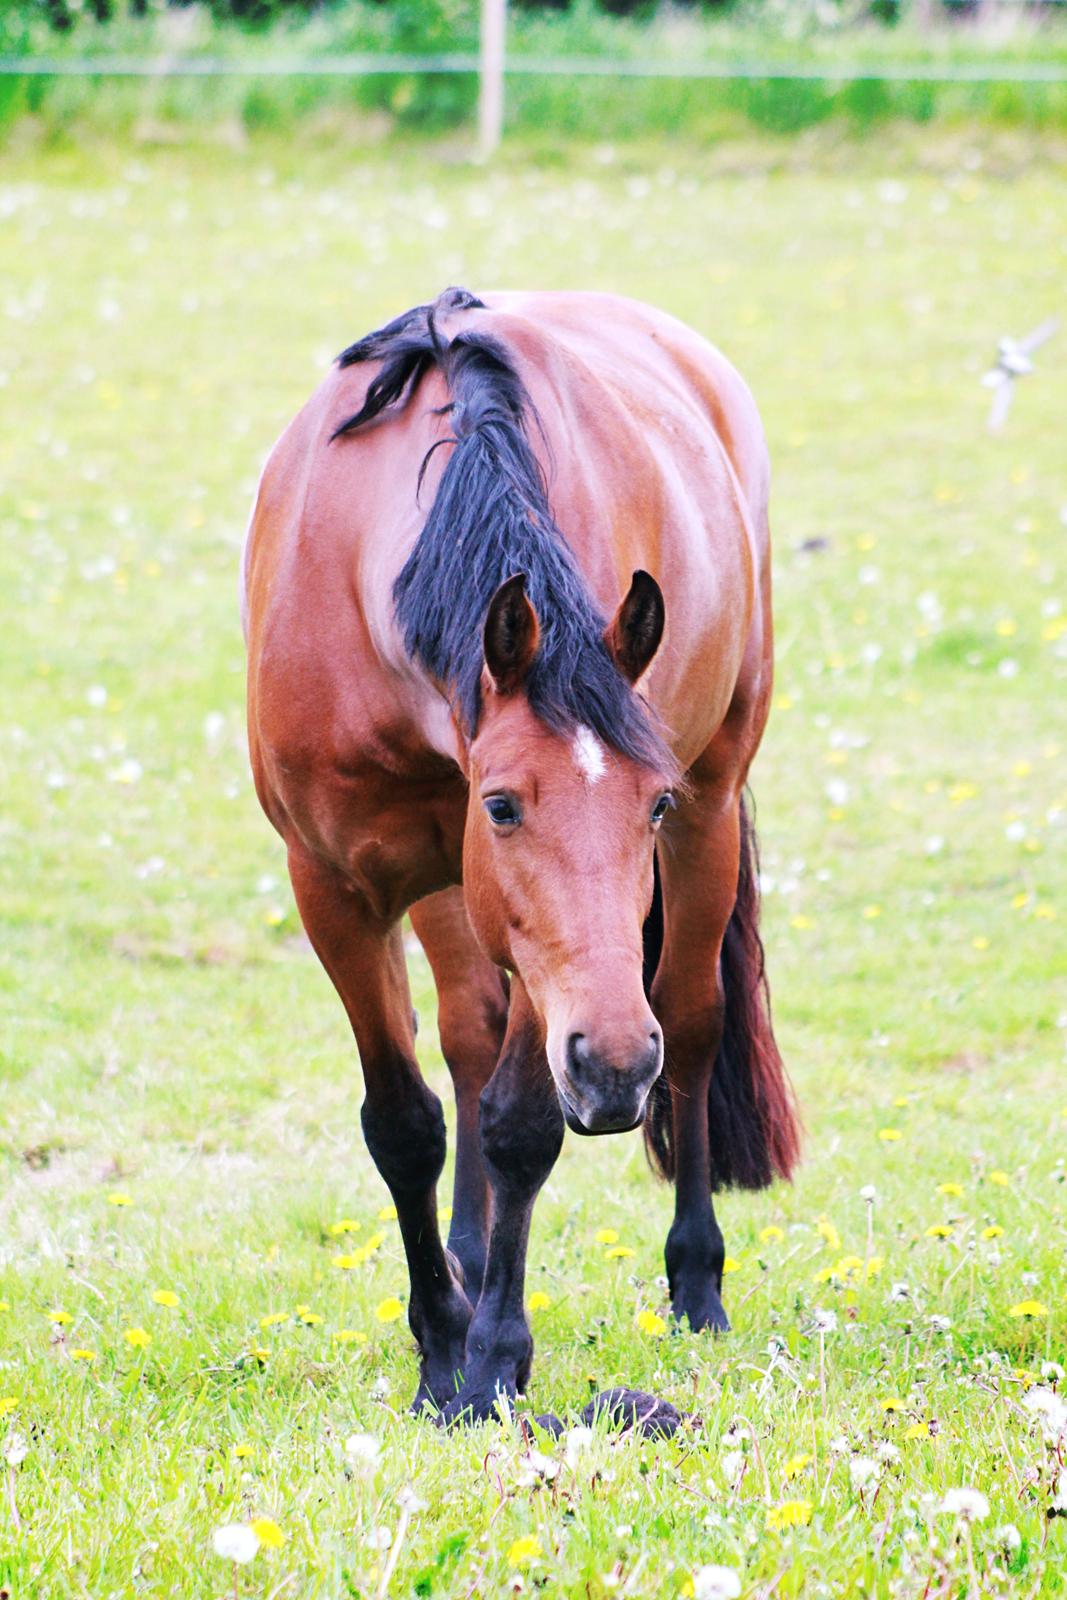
[{"left": 483, "top": 573, "right": 541, "bottom": 694}]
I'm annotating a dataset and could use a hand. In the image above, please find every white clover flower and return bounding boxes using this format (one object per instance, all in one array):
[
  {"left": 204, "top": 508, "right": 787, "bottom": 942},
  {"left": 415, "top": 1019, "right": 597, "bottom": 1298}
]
[
  {"left": 849, "top": 1456, "right": 880, "bottom": 1491},
  {"left": 344, "top": 1432, "right": 381, "bottom": 1472},
  {"left": 940, "top": 1488, "right": 989, "bottom": 1522},
  {"left": 564, "top": 1425, "right": 593, "bottom": 1468},
  {"left": 212, "top": 1524, "right": 259, "bottom": 1565},
  {"left": 692, "top": 1565, "right": 742, "bottom": 1600}
]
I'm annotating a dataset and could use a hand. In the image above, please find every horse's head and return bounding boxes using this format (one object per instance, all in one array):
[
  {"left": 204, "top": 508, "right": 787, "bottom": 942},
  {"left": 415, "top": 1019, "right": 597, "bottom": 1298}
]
[{"left": 463, "top": 572, "right": 673, "bottom": 1136}]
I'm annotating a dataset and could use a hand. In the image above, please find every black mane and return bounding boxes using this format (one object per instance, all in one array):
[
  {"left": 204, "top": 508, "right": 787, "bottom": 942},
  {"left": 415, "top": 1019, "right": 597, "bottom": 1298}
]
[{"left": 333, "top": 287, "right": 673, "bottom": 772}]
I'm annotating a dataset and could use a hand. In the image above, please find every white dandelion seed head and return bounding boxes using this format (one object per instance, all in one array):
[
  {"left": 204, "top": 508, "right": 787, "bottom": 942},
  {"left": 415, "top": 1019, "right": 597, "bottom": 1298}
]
[
  {"left": 889, "top": 1281, "right": 911, "bottom": 1303},
  {"left": 812, "top": 1308, "right": 838, "bottom": 1333},
  {"left": 344, "top": 1432, "right": 381, "bottom": 1472},
  {"left": 212, "top": 1524, "right": 259, "bottom": 1565},
  {"left": 939, "top": 1488, "right": 990, "bottom": 1522},
  {"left": 3, "top": 1432, "right": 28, "bottom": 1468},
  {"left": 1051, "top": 1471, "right": 1067, "bottom": 1514},
  {"left": 994, "top": 1524, "right": 1021, "bottom": 1552},
  {"left": 849, "top": 1455, "right": 881, "bottom": 1491},
  {"left": 1040, "top": 1361, "right": 1064, "bottom": 1383},
  {"left": 859, "top": 1184, "right": 877, "bottom": 1202},
  {"left": 564, "top": 1425, "right": 593, "bottom": 1468},
  {"left": 692, "top": 1564, "right": 743, "bottom": 1600}
]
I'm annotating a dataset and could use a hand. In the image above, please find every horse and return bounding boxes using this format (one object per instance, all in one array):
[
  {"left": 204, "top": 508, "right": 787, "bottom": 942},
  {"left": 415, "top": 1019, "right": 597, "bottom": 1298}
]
[{"left": 243, "top": 287, "right": 799, "bottom": 1424}]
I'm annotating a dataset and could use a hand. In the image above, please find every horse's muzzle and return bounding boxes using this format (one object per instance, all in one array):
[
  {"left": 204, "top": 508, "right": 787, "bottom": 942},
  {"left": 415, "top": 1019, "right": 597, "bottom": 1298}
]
[{"left": 558, "top": 1029, "right": 663, "bottom": 1135}]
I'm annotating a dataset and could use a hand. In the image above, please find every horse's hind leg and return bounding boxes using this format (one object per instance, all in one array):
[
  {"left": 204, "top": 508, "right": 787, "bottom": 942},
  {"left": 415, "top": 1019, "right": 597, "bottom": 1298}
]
[
  {"left": 410, "top": 887, "right": 508, "bottom": 1298},
  {"left": 287, "top": 844, "right": 471, "bottom": 1412}
]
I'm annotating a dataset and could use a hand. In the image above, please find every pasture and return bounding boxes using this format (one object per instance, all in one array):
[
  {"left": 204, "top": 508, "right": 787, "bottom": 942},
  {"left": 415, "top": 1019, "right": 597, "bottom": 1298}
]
[{"left": 1, "top": 125, "right": 1065, "bottom": 1596}]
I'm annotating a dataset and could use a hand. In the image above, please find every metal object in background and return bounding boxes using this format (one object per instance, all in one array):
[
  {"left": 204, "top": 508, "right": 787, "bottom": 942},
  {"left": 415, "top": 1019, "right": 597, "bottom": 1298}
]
[{"left": 982, "top": 319, "right": 1059, "bottom": 431}]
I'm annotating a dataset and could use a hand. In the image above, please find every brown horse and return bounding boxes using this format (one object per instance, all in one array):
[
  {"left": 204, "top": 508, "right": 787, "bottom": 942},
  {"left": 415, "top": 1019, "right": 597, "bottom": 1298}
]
[{"left": 243, "top": 288, "right": 798, "bottom": 1423}]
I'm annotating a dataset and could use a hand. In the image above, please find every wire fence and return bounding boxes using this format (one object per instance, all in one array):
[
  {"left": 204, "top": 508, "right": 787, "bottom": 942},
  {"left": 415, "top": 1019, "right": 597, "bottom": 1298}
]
[{"left": 2, "top": 52, "right": 1067, "bottom": 80}]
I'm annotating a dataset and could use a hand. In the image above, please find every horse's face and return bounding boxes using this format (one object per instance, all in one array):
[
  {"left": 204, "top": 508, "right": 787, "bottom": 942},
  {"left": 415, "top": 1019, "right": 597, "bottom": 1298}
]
[{"left": 463, "top": 573, "right": 672, "bottom": 1136}]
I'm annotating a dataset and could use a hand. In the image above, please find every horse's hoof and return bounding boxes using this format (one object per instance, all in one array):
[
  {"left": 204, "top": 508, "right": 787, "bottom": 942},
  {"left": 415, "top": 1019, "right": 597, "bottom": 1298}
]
[{"left": 581, "top": 1387, "right": 697, "bottom": 1438}]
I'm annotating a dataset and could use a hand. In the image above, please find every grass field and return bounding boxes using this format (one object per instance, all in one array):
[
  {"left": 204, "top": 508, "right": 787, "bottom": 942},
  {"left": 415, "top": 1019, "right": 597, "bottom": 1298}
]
[{"left": 1, "top": 125, "right": 1065, "bottom": 1597}]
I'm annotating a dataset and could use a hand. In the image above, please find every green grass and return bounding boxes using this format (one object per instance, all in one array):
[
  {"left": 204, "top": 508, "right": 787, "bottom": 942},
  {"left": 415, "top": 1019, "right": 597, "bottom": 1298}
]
[{"left": 1, "top": 126, "right": 1066, "bottom": 1597}]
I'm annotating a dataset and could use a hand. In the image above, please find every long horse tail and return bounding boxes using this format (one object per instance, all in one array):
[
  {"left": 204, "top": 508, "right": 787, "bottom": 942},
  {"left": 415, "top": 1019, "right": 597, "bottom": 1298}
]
[{"left": 642, "top": 791, "right": 800, "bottom": 1190}]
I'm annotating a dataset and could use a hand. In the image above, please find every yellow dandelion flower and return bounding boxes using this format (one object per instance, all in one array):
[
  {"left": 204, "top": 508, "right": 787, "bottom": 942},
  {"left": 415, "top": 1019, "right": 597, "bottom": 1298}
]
[
  {"left": 333, "top": 1329, "right": 367, "bottom": 1344},
  {"left": 595, "top": 1228, "right": 619, "bottom": 1245},
  {"left": 1009, "top": 1300, "right": 1047, "bottom": 1319},
  {"left": 1011, "top": 892, "right": 1030, "bottom": 910},
  {"left": 0, "top": 1302, "right": 8, "bottom": 1313},
  {"left": 760, "top": 1225, "right": 785, "bottom": 1243},
  {"left": 784, "top": 1452, "right": 811, "bottom": 1479},
  {"left": 48, "top": 1310, "right": 72, "bottom": 1325},
  {"left": 152, "top": 1289, "right": 179, "bottom": 1309},
  {"left": 375, "top": 1297, "right": 404, "bottom": 1324},
  {"left": 298, "top": 1310, "right": 323, "bottom": 1326},
  {"left": 259, "top": 1311, "right": 287, "bottom": 1329},
  {"left": 250, "top": 1517, "right": 284, "bottom": 1550},
  {"left": 816, "top": 1216, "right": 841, "bottom": 1250},
  {"left": 233, "top": 1444, "right": 254, "bottom": 1459},
  {"left": 249, "top": 1346, "right": 270, "bottom": 1365},
  {"left": 835, "top": 1255, "right": 864, "bottom": 1282},
  {"left": 329, "top": 1219, "right": 360, "bottom": 1236},
  {"left": 124, "top": 1327, "right": 151, "bottom": 1349},
  {"left": 880, "top": 1397, "right": 905, "bottom": 1413},
  {"left": 70, "top": 1349, "right": 95, "bottom": 1362},
  {"left": 605, "top": 1245, "right": 636, "bottom": 1260},
  {"left": 813, "top": 1265, "right": 837, "bottom": 1284},
  {"left": 363, "top": 1231, "right": 386, "bottom": 1255},
  {"left": 971, "top": 936, "right": 990, "bottom": 951},
  {"left": 636, "top": 1310, "right": 667, "bottom": 1337},
  {"left": 438, "top": 1205, "right": 453, "bottom": 1222},
  {"left": 866, "top": 1257, "right": 884, "bottom": 1281},
  {"left": 527, "top": 1291, "right": 552, "bottom": 1313},
  {"left": 988, "top": 1170, "right": 1010, "bottom": 1187},
  {"left": 263, "top": 907, "right": 286, "bottom": 927},
  {"left": 1034, "top": 904, "right": 1057, "bottom": 921},
  {"left": 774, "top": 693, "right": 794, "bottom": 711},
  {"left": 378, "top": 1204, "right": 398, "bottom": 1221},
  {"left": 767, "top": 1500, "right": 812, "bottom": 1532},
  {"left": 936, "top": 1182, "right": 964, "bottom": 1198},
  {"left": 790, "top": 914, "right": 814, "bottom": 931},
  {"left": 862, "top": 904, "right": 882, "bottom": 920},
  {"left": 722, "top": 1256, "right": 741, "bottom": 1274},
  {"left": 506, "top": 1535, "right": 541, "bottom": 1568},
  {"left": 879, "top": 1128, "right": 902, "bottom": 1143},
  {"left": 903, "top": 1421, "right": 929, "bottom": 1441},
  {"left": 331, "top": 1254, "right": 360, "bottom": 1271},
  {"left": 107, "top": 1192, "right": 133, "bottom": 1207},
  {"left": 925, "top": 1224, "right": 953, "bottom": 1239},
  {"left": 981, "top": 1225, "right": 1004, "bottom": 1240},
  {"left": 0, "top": 1398, "right": 18, "bottom": 1418}
]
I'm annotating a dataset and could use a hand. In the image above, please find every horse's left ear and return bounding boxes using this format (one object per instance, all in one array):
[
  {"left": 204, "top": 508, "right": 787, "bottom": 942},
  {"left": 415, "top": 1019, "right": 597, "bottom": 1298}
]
[{"left": 605, "top": 570, "right": 665, "bottom": 684}]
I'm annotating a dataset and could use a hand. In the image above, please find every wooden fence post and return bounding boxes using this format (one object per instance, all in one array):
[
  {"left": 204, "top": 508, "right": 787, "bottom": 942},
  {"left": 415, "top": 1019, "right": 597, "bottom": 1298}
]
[{"left": 478, "top": 0, "right": 506, "bottom": 157}]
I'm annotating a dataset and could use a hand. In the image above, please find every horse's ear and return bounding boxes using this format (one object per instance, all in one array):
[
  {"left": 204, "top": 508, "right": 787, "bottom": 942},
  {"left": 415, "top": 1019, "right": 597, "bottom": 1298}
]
[
  {"left": 484, "top": 573, "right": 540, "bottom": 694},
  {"left": 605, "top": 570, "right": 664, "bottom": 684}
]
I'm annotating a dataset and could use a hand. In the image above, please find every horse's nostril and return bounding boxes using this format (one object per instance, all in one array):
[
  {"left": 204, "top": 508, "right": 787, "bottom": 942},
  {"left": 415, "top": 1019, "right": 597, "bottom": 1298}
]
[{"left": 566, "top": 1032, "right": 591, "bottom": 1079}]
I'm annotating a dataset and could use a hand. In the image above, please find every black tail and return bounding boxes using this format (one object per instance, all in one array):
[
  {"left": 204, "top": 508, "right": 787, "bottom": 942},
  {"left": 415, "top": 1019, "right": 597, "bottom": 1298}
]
[{"left": 642, "top": 792, "right": 800, "bottom": 1192}]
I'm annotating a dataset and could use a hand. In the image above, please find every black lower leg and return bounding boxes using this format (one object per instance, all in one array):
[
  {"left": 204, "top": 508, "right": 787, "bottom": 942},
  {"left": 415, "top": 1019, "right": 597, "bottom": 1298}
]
[
  {"left": 665, "top": 1068, "right": 729, "bottom": 1333},
  {"left": 361, "top": 1066, "right": 472, "bottom": 1409},
  {"left": 446, "top": 1090, "right": 490, "bottom": 1297},
  {"left": 441, "top": 1030, "right": 564, "bottom": 1424}
]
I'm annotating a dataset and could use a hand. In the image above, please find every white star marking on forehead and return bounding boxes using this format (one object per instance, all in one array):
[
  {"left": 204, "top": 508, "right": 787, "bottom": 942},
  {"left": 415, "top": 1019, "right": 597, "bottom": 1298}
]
[{"left": 573, "top": 724, "right": 607, "bottom": 785}]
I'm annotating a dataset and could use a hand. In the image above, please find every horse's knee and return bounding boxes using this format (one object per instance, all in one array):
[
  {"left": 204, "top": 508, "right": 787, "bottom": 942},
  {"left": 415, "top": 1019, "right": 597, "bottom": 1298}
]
[
  {"left": 479, "top": 1068, "right": 563, "bottom": 1190},
  {"left": 437, "top": 987, "right": 507, "bottom": 1090},
  {"left": 361, "top": 1074, "right": 446, "bottom": 1197}
]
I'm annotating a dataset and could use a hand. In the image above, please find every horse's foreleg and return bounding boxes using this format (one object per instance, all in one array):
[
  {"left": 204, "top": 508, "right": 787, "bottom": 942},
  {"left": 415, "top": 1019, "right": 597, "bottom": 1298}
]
[
  {"left": 410, "top": 887, "right": 508, "bottom": 1298},
  {"left": 287, "top": 845, "right": 472, "bottom": 1411},
  {"left": 440, "top": 978, "right": 564, "bottom": 1425},
  {"left": 651, "top": 788, "right": 740, "bottom": 1334}
]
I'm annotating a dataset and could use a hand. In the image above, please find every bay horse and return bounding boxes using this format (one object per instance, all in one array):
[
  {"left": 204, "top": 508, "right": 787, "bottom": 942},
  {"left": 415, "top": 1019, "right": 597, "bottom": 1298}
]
[{"left": 243, "top": 287, "right": 799, "bottom": 1424}]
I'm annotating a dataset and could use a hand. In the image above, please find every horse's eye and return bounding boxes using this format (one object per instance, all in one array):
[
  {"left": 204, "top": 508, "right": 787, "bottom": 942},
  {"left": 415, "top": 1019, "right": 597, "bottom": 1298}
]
[
  {"left": 651, "top": 793, "right": 675, "bottom": 826},
  {"left": 484, "top": 794, "right": 521, "bottom": 828}
]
